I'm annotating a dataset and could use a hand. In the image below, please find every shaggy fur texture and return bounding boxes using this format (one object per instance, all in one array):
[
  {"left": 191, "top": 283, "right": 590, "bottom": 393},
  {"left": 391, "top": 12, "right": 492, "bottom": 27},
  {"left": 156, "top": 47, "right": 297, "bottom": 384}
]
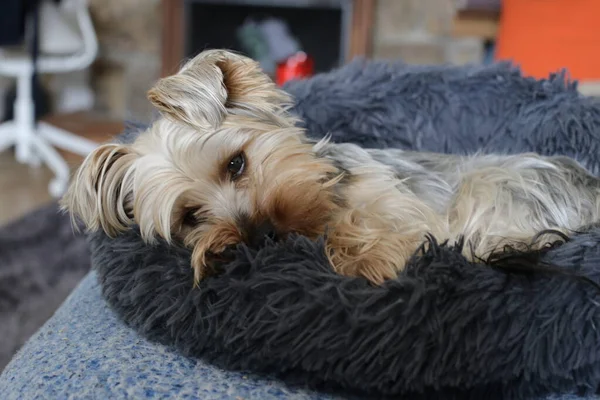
[
  {"left": 63, "top": 50, "right": 600, "bottom": 286},
  {"left": 89, "top": 59, "right": 600, "bottom": 399}
]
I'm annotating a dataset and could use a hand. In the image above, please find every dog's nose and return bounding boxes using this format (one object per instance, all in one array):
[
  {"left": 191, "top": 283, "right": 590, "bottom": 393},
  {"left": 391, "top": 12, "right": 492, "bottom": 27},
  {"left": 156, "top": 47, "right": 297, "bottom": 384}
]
[{"left": 247, "top": 220, "right": 278, "bottom": 248}]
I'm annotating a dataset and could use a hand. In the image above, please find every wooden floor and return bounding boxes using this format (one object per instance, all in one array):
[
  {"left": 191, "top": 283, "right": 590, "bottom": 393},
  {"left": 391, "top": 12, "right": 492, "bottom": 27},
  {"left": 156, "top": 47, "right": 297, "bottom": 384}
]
[{"left": 0, "top": 112, "right": 124, "bottom": 226}]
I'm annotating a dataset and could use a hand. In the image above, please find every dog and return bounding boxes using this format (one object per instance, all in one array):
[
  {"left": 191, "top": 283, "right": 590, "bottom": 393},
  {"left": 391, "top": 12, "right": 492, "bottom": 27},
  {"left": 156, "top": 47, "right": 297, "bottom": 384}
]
[{"left": 60, "top": 49, "right": 600, "bottom": 285}]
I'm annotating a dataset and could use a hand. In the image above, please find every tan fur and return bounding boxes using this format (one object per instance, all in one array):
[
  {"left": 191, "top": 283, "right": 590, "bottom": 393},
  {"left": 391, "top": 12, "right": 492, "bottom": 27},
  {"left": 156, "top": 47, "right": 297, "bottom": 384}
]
[
  {"left": 324, "top": 160, "right": 448, "bottom": 283},
  {"left": 60, "top": 49, "right": 600, "bottom": 285}
]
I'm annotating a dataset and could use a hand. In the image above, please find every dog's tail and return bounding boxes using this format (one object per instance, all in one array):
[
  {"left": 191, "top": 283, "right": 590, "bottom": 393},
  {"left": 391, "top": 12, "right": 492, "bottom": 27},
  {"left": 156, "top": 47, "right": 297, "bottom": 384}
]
[
  {"left": 418, "top": 230, "right": 600, "bottom": 292},
  {"left": 480, "top": 229, "right": 600, "bottom": 292}
]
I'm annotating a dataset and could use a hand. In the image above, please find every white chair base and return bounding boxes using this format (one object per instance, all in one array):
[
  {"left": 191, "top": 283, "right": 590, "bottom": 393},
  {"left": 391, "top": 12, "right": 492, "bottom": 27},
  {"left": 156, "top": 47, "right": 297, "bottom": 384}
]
[
  {"left": 0, "top": 120, "right": 97, "bottom": 198},
  {"left": 0, "top": 0, "right": 100, "bottom": 199}
]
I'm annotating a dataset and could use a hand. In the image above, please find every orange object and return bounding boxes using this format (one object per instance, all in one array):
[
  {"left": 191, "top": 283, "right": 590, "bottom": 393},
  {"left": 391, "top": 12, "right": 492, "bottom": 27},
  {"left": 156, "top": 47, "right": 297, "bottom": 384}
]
[{"left": 495, "top": 0, "right": 600, "bottom": 81}]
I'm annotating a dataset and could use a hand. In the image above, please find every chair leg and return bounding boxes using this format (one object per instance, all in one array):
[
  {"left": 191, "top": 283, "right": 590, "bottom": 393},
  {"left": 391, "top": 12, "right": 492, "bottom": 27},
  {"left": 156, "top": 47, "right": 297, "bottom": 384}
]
[
  {"left": 27, "top": 146, "right": 42, "bottom": 168},
  {"left": 37, "top": 122, "right": 99, "bottom": 157},
  {"left": 1, "top": 71, "right": 93, "bottom": 196},
  {"left": 31, "top": 138, "right": 70, "bottom": 198},
  {"left": 13, "top": 73, "right": 35, "bottom": 164}
]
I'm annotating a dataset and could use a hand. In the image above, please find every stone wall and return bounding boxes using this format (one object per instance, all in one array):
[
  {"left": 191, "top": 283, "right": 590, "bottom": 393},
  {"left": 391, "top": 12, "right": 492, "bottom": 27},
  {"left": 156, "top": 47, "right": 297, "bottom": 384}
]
[
  {"left": 88, "top": 0, "right": 161, "bottom": 123},
  {"left": 372, "top": 0, "right": 484, "bottom": 65}
]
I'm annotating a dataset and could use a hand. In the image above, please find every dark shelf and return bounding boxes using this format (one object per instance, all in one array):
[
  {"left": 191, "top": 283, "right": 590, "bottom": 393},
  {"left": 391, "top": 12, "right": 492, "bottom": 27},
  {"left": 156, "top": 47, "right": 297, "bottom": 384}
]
[{"left": 184, "top": 0, "right": 350, "bottom": 74}]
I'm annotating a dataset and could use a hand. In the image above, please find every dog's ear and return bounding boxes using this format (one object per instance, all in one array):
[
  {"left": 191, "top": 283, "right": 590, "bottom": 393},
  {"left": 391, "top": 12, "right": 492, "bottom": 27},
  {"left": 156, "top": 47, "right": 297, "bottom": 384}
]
[
  {"left": 60, "top": 143, "right": 137, "bottom": 236},
  {"left": 147, "top": 50, "right": 291, "bottom": 129}
]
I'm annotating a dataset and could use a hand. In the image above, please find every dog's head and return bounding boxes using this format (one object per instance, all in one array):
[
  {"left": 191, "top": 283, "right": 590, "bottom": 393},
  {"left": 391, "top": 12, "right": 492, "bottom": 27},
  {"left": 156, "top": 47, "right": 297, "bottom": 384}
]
[{"left": 61, "top": 50, "right": 342, "bottom": 282}]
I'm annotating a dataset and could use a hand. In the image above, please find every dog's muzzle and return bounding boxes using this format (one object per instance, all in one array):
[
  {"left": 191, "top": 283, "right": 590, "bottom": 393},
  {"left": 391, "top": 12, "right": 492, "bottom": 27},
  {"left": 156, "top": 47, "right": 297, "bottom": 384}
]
[{"left": 239, "top": 217, "right": 278, "bottom": 248}]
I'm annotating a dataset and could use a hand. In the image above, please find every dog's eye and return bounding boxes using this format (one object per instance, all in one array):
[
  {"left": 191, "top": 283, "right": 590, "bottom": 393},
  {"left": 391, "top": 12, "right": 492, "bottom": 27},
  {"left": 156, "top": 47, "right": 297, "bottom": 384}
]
[
  {"left": 182, "top": 208, "right": 200, "bottom": 226},
  {"left": 227, "top": 152, "right": 245, "bottom": 180}
]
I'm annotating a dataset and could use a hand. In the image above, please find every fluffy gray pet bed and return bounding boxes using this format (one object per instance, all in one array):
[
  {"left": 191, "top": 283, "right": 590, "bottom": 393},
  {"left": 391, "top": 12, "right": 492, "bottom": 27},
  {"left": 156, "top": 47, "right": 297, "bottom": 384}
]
[{"left": 92, "top": 60, "right": 600, "bottom": 399}]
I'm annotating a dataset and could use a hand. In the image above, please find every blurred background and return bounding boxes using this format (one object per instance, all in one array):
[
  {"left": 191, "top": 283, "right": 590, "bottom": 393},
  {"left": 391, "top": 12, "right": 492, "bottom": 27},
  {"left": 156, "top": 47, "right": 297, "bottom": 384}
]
[{"left": 0, "top": 0, "right": 599, "bottom": 225}]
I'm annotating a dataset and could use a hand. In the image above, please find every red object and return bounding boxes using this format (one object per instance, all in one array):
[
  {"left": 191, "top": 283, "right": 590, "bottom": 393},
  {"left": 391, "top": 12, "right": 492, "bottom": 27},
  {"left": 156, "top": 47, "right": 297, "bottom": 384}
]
[{"left": 276, "top": 52, "right": 314, "bottom": 86}]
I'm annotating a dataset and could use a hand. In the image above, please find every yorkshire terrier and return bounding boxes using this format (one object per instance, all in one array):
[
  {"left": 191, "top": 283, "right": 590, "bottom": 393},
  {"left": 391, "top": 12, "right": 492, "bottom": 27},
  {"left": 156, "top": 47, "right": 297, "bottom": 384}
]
[{"left": 61, "top": 50, "right": 600, "bottom": 285}]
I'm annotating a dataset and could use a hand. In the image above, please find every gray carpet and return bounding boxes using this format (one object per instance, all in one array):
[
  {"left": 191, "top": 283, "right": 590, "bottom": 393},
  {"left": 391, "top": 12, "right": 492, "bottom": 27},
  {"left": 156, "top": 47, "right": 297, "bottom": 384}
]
[{"left": 0, "top": 202, "right": 89, "bottom": 371}]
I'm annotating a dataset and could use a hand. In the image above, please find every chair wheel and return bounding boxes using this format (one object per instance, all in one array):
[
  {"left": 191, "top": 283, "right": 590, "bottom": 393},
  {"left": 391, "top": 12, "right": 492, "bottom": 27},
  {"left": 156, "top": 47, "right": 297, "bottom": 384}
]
[{"left": 49, "top": 179, "right": 67, "bottom": 198}]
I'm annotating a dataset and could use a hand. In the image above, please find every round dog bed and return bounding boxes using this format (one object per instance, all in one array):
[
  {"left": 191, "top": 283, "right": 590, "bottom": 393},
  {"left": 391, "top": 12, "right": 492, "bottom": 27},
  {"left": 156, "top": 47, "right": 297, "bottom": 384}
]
[{"left": 91, "top": 60, "right": 600, "bottom": 399}]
